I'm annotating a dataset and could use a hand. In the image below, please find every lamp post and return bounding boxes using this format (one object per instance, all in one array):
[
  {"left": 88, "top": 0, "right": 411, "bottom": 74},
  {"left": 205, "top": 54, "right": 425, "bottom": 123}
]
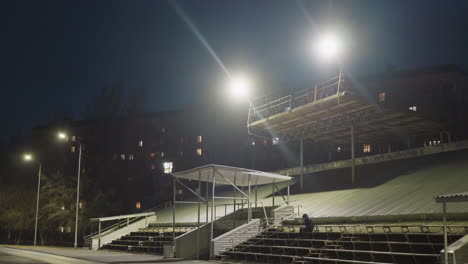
[
  {"left": 23, "top": 153, "right": 41, "bottom": 246},
  {"left": 58, "top": 132, "right": 82, "bottom": 248}
]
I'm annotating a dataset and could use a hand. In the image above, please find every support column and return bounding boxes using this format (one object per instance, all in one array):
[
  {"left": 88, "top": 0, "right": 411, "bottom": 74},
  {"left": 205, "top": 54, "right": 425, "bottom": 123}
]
[
  {"left": 287, "top": 185, "right": 290, "bottom": 204},
  {"left": 255, "top": 184, "right": 258, "bottom": 208},
  {"left": 272, "top": 183, "right": 275, "bottom": 206},
  {"left": 443, "top": 202, "right": 448, "bottom": 264},
  {"left": 300, "top": 137, "right": 304, "bottom": 191},
  {"left": 351, "top": 125, "right": 355, "bottom": 185},
  {"left": 210, "top": 169, "right": 215, "bottom": 259},
  {"left": 248, "top": 174, "right": 251, "bottom": 222},
  {"left": 205, "top": 181, "right": 209, "bottom": 224},
  {"left": 196, "top": 171, "right": 201, "bottom": 260},
  {"left": 233, "top": 175, "right": 237, "bottom": 211},
  {"left": 172, "top": 177, "right": 176, "bottom": 242}
]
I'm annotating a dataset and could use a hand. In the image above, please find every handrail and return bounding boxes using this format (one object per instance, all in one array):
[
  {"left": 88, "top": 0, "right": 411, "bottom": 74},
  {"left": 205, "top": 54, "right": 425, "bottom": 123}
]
[
  {"left": 248, "top": 74, "right": 345, "bottom": 123},
  {"left": 83, "top": 201, "right": 172, "bottom": 245}
]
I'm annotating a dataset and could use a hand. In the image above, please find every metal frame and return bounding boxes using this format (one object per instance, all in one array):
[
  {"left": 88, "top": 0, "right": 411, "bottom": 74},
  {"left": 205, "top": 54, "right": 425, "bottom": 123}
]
[
  {"left": 171, "top": 165, "right": 292, "bottom": 259},
  {"left": 435, "top": 192, "right": 468, "bottom": 264}
]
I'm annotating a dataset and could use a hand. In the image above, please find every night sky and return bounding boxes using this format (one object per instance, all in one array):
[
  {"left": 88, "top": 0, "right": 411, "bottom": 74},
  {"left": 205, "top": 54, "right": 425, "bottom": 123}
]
[{"left": 1, "top": 0, "right": 467, "bottom": 142}]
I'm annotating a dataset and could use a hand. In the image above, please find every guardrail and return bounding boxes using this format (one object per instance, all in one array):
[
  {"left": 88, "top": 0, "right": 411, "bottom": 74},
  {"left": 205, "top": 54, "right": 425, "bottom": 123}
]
[
  {"left": 83, "top": 201, "right": 172, "bottom": 247},
  {"left": 248, "top": 74, "right": 345, "bottom": 124}
]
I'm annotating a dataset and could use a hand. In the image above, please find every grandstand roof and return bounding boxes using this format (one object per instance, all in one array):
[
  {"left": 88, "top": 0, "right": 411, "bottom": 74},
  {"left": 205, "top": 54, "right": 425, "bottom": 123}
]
[
  {"left": 173, "top": 164, "right": 293, "bottom": 187},
  {"left": 435, "top": 192, "right": 468, "bottom": 203}
]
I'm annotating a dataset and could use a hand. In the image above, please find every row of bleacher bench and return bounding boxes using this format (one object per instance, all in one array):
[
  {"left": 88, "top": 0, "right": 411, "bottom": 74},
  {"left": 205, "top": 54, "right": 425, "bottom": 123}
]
[
  {"left": 102, "top": 226, "right": 193, "bottom": 253},
  {"left": 221, "top": 227, "right": 465, "bottom": 264}
]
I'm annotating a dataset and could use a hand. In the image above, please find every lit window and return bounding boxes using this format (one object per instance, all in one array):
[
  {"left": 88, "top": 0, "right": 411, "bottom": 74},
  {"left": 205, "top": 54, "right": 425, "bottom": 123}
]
[
  {"left": 71, "top": 146, "right": 75, "bottom": 153},
  {"left": 196, "top": 148, "right": 202, "bottom": 156},
  {"left": 161, "top": 152, "right": 165, "bottom": 158},
  {"left": 363, "top": 144, "right": 371, "bottom": 153},
  {"left": 180, "top": 151, "right": 184, "bottom": 157},
  {"left": 409, "top": 106, "right": 417, "bottom": 111},
  {"left": 197, "top": 136, "right": 202, "bottom": 143},
  {"left": 263, "top": 140, "right": 267, "bottom": 145},
  {"left": 149, "top": 153, "right": 155, "bottom": 158},
  {"left": 337, "top": 146, "right": 341, "bottom": 152},
  {"left": 180, "top": 137, "right": 184, "bottom": 144},
  {"left": 136, "top": 202, "right": 141, "bottom": 209},
  {"left": 151, "top": 164, "right": 156, "bottom": 170},
  {"left": 120, "top": 154, "right": 125, "bottom": 160},
  {"left": 79, "top": 202, "right": 83, "bottom": 209},
  {"left": 163, "top": 162, "right": 173, "bottom": 174},
  {"left": 251, "top": 141, "right": 256, "bottom": 146},
  {"left": 66, "top": 226, "right": 72, "bottom": 233},
  {"left": 138, "top": 140, "right": 143, "bottom": 147},
  {"left": 61, "top": 206, "right": 65, "bottom": 210},
  {"left": 59, "top": 226, "right": 64, "bottom": 233},
  {"left": 129, "top": 154, "right": 134, "bottom": 160},
  {"left": 272, "top": 137, "right": 280, "bottom": 145},
  {"left": 161, "top": 128, "right": 165, "bottom": 133},
  {"left": 379, "top": 92, "right": 386, "bottom": 102}
]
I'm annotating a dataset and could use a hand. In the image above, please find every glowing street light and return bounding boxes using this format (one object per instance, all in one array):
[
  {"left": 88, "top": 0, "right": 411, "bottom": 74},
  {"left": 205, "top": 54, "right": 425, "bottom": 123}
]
[
  {"left": 57, "top": 132, "right": 67, "bottom": 140},
  {"left": 23, "top": 153, "right": 41, "bottom": 246},
  {"left": 23, "top": 153, "right": 33, "bottom": 161},
  {"left": 228, "top": 75, "right": 251, "bottom": 100}
]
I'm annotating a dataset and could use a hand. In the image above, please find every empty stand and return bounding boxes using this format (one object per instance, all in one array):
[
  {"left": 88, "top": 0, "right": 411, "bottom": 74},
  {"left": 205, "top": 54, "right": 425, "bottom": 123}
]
[
  {"left": 102, "top": 225, "right": 193, "bottom": 253},
  {"left": 221, "top": 225, "right": 465, "bottom": 264}
]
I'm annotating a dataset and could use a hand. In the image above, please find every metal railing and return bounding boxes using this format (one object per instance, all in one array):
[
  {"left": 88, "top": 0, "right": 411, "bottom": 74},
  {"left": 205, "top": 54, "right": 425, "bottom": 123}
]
[
  {"left": 248, "top": 74, "right": 346, "bottom": 124},
  {"left": 218, "top": 202, "right": 302, "bottom": 256},
  {"left": 83, "top": 201, "right": 172, "bottom": 246}
]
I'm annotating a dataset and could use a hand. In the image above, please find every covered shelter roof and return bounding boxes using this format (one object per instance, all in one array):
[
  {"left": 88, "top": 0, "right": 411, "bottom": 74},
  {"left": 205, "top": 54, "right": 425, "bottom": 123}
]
[
  {"left": 172, "top": 164, "right": 294, "bottom": 186},
  {"left": 435, "top": 192, "right": 468, "bottom": 203}
]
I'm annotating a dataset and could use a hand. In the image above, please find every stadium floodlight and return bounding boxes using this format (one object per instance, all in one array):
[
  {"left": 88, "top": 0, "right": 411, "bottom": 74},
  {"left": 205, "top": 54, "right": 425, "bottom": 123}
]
[
  {"left": 228, "top": 75, "right": 251, "bottom": 100},
  {"left": 315, "top": 33, "right": 342, "bottom": 61}
]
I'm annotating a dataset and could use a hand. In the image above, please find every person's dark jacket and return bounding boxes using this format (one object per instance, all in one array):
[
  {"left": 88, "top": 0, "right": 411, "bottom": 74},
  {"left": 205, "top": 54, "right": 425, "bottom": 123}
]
[{"left": 304, "top": 216, "right": 313, "bottom": 228}]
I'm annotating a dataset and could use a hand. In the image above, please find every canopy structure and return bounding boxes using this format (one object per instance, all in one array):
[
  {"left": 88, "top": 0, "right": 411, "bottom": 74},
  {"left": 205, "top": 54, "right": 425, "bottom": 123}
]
[
  {"left": 434, "top": 192, "right": 468, "bottom": 263},
  {"left": 173, "top": 164, "right": 294, "bottom": 186},
  {"left": 171, "top": 164, "right": 294, "bottom": 258}
]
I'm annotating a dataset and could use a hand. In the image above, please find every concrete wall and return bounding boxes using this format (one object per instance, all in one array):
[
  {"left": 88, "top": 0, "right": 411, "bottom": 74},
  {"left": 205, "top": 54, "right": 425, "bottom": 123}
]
[
  {"left": 175, "top": 223, "right": 211, "bottom": 260},
  {"left": 276, "top": 140, "right": 468, "bottom": 176}
]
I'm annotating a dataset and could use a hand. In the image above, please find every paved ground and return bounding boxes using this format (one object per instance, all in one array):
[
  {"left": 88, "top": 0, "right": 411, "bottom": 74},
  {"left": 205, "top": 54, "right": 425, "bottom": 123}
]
[{"left": 0, "top": 246, "right": 213, "bottom": 264}]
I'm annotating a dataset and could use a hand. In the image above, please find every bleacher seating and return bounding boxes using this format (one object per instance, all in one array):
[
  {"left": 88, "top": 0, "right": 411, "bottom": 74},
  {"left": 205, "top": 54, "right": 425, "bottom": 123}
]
[
  {"left": 102, "top": 225, "right": 194, "bottom": 253},
  {"left": 221, "top": 225, "right": 465, "bottom": 264}
]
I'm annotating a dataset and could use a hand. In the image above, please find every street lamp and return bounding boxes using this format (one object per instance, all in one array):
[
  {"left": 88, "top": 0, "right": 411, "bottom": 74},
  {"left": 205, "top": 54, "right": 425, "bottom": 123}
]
[
  {"left": 57, "top": 132, "right": 82, "bottom": 248},
  {"left": 23, "top": 153, "right": 41, "bottom": 246}
]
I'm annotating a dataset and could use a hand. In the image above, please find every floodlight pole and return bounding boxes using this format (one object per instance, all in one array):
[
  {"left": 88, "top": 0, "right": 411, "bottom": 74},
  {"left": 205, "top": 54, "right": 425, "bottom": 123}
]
[
  {"left": 443, "top": 202, "right": 448, "bottom": 264},
  {"left": 74, "top": 142, "right": 82, "bottom": 248},
  {"left": 33, "top": 163, "right": 42, "bottom": 246},
  {"left": 248, "top": 174, "right": 251, "bottom": 222},
  {"left": 196, "top": 171, "right": 201, "bottom": 260},
  {"left": 300, "top": 137, "right": 304, "bottom": 191},
  {"left": 351, "top": 125, "right": 355, "bottom": 184},
  {"left": 172, "top": 176, "right": 176, "bottom": 242}
]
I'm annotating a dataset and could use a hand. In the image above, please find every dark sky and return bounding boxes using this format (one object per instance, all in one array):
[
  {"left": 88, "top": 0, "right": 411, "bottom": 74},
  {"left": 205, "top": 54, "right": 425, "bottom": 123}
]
[{"left": 1, "top": 0, "right": 467, "bottom": 142}]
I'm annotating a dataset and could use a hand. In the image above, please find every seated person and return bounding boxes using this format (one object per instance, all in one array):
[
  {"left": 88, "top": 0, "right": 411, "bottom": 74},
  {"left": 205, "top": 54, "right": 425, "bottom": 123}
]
[{"left": 300, "top": 213, "right": 314, "bottom": 234}]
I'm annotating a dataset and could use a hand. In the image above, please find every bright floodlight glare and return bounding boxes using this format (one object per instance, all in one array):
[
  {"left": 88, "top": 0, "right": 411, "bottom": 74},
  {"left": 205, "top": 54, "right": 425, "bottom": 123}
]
[
  {"left": 228, "top": 76, "right": 250, "bottom": 99},
  {"left": 163, "top": 161, "right": 173, "bottom": 174},
  {"left": 23, "top": 153, "right": 32, "bottom": 161},
  {"left": 57, "top": 132, "right": 67, "bottom": 140},
  {"left": 316, "top": 34, "right": 341, "bottom": 60}
]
